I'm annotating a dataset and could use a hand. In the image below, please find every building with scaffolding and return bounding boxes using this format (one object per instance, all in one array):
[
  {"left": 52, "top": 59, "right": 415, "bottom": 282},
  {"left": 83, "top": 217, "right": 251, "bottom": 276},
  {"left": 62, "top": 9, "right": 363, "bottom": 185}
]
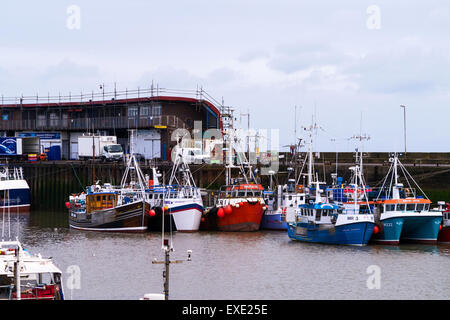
[{"left": 0, "top": 87, "right": 223, "bottom": 161}]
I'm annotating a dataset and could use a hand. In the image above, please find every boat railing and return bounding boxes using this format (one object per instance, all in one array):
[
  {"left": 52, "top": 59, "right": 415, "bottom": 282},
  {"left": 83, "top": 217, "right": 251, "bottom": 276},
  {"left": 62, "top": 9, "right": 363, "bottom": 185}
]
[{"left": 0, "top": 167, "right": 24, "bottom": 181}]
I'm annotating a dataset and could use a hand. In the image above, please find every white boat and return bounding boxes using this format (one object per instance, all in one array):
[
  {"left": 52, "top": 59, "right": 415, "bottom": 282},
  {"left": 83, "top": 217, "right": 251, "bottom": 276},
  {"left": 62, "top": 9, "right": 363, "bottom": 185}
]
[
  {"left": 0, "top": 241, "right": 64, "bottom": 300},
  {"left": 0, "top": 166, "right": 30, "bottom": 213},
  {"left": 147, "top": 148, "right": 203, "bottom": 232}
]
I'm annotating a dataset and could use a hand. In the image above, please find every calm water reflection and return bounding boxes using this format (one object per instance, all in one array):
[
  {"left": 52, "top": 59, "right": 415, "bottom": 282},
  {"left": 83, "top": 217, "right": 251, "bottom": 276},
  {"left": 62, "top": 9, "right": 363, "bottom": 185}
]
[{"left": 1, "top": 210, "right": 449, "bottom": 300}]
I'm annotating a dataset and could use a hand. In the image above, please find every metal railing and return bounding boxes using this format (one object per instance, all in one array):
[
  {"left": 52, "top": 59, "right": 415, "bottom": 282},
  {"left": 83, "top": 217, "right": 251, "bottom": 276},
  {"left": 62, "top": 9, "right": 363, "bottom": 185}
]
[{"left": 0, "top": 86, "right": 223, "bottom": 109}]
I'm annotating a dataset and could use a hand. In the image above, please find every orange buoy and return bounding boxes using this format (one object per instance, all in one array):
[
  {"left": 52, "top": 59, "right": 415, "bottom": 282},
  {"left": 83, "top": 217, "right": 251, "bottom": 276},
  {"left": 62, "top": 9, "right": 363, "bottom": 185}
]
[{"left": 373, "top": 225, "right": 379, "bottom": 234}]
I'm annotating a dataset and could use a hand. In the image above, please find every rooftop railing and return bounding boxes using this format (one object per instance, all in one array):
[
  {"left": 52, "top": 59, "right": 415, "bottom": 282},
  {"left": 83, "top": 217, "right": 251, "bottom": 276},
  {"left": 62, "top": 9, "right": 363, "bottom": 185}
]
[{"left": 0, "top": 86, "right": 223, "bottom": 110}]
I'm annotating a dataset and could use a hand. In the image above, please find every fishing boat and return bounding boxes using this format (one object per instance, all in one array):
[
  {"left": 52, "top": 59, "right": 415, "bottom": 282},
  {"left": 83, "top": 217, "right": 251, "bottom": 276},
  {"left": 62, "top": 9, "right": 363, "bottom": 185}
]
[
  {"left": 287, "top": 121, "right": 375, "bottom": 246},
  {"left": 0, "top": 166, "right": 30, "bottom": 214},
  {"left": 68, "top": 153, "right": 152, "bottom": 232},
  {"left": 328, "top": 148, "right": 380, "bottom": 235},
  {"left": 371, "top": 154, "right": 442, "bottom": 244},
  {"left": 287, "top": 179, "right": 375, "bottom": 246},
  {"left": 437, "top": 202, "right": 450, "bottom": 243},
  {"left": 261, "top": 179, "right": 306, "bottom": 231},
  {"left": 159, "top": 148, "right": 204, "bottom": 232},
  {"left": 214, "top": 183, "right": 265, "bottom": 231},
  {"left": 201, "top": 119, "right": 265, "bottom": 231},
  {"left": 68, "top": 132, "right": 171, "bottom": 232},
  {"left": 262, "top": 108, "right": 308, "bottom": 231},
  {"left": 0, "top": 241, "right": 64, "bottom": 300}
]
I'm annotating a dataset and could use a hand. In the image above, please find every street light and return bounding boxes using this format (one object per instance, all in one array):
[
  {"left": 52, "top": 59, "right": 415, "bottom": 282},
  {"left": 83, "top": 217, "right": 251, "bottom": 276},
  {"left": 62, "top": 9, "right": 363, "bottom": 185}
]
[{"left": 400, "top": 105, "right": 406, "bottom": 154}]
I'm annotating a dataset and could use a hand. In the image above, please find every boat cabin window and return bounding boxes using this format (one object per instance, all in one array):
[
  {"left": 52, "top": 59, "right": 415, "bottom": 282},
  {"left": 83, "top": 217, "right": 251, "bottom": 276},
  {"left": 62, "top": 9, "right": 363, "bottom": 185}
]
[
  {"left": 238, "top": 191, "right": 246, "bottom": 197},
  {"left": 322, "top": 210, "right": 328, "bottom": 217},
  {"left": 288, "top": 195, "right": 292, "bottom": 200},
  {"left": 424, "top": 204, "right": 430, "bottom": 211},
  {"left": 406, "top": 204, "right": 416, "bottom": 211},
  {"left": 398, "top": 204, "right": 406, "bottom": 212},
  {"left": 315, "top": 210, "right": 321, "bottom": 221},
  {"left": 416, "top": 204, "right": 424, "bottom": 211},
  {"left": 385, "top": 204, "right": 395, "bottom": 212}
]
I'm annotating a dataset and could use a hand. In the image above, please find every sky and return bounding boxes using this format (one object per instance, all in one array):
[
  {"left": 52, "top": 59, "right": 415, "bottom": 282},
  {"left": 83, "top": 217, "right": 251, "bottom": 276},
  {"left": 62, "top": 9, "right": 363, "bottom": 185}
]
[{"left": 0, "top": 0, "right": 449, "bottom": 152}]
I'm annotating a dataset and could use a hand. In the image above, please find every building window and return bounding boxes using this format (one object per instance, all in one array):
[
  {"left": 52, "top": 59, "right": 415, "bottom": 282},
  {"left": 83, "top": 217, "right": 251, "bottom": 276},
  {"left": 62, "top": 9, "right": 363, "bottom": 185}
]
[
  {"left": 152, "top": 104, "right": 162, "bottom": 116},
  {"left": 37, "top": 113, "right": 46, "bottom": 127},
  {"left": 128, "top": 107, "right": 138, "bottom": 117},
  {"left": 140, "top": 106, "right": 150, "bottom": 117},
  {"left": 49, "top": 112, "right": 59, "bottom": 126}
]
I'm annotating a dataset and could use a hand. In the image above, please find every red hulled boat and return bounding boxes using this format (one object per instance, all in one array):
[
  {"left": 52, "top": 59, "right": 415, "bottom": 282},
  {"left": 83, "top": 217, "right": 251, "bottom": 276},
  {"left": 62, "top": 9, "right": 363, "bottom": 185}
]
[
  {"left": 438, "top": 203, "right": 450, "bottom": 243},
  {"left": 215, "top": 183, "right": 266, "bottom": 231}
]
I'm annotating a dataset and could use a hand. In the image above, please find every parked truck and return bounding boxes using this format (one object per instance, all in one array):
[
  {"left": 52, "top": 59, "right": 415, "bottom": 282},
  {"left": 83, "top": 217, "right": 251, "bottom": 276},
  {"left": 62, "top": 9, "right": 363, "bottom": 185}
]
[
  {"left": 78, "top": 135, "right": 123, "bottom": 162},
  {"left": 0, "top": 137, "right": 40, "bottom": 158}
]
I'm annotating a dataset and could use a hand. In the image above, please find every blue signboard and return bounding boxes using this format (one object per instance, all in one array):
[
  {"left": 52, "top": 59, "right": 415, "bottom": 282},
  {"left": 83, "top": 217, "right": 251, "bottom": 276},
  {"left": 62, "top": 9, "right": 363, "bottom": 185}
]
[
  {"left": 18, "top": 132, "right": 60, "bottom": 140},
  {"left": 0, "top": 137, "right": 17, "bottom": 155}
]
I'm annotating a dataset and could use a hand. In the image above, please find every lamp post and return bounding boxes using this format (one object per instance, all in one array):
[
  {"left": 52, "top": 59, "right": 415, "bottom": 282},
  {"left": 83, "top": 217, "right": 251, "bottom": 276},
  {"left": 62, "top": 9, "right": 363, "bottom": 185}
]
[{"left": 400, "top": 105, "right": 406, "bottom": 154}]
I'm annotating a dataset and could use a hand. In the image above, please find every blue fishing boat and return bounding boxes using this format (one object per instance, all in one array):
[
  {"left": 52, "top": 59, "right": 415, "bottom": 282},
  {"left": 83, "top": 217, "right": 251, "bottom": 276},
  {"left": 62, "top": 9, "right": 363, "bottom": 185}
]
[
  {"left": 371, "top": 154, "right": 442, "bottom": 244},
  {"left": 287, "top": 181, "right": 375, "bottom": 246},
  {"left": 286, "top": 124, "right": 375, "bottom": 246}
]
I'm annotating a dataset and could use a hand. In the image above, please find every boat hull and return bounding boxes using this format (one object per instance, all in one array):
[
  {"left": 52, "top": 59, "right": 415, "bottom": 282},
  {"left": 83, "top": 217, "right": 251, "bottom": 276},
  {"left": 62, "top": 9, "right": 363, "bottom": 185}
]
[
  {"left": 168, "top": 202, "right": 203, "bottom": 232},
  {"left": 217, "top": 201, "right": 264, "bottom": 232},
  {"left": 287, "top": 221, "right": 375, "bottom": 246},
  {"left": 0, "top": 186, "right": 31, "bottom": 213},
  {"left": 260, "top": 211, "right": 287, "bottom": 230},
  {"left": 370, "top": 216, "right": 404, "bottom": 245},
  {"left": 438, "top": 226, "right": 450, "bottom": 243},
  {"left": 401, "top": 215, "right": 442, "bottom": 244},
  {"left": 69, "top": 200, "right": 172, "bottom": 232}
]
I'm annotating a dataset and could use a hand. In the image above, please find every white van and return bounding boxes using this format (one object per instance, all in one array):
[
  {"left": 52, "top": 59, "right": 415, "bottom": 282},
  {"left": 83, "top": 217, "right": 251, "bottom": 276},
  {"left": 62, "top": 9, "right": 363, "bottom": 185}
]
[{"left": 172, "top": 147, "right": 210, "bottom": 164}]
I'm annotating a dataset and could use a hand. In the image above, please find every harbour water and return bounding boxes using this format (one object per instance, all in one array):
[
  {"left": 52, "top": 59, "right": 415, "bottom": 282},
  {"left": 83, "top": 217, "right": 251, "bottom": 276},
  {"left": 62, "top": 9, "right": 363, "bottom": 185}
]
[{"left": 5, "top": 210, "right": 450, "bottom": 300}]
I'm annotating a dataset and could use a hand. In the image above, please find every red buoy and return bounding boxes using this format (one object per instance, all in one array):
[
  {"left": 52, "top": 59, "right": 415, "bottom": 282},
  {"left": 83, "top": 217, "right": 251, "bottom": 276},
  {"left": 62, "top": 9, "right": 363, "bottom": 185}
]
[
  {"left": 439, "top": 225, "right": 443, "bottom": 231},
  {"left": 373, "top": 225, "right": 379, "bottom": 234},
  {"left": 217, "top": 208, "right": 225, "bottom": 218},
  {"left": 224, "top": 205, "right": 232, "bottom": 215},
  {"left": 65, "top": 202, "right": 70, "bottom": 209},
  {"left": 149, "top": 209, "right": 156, "bottom": 217}
]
